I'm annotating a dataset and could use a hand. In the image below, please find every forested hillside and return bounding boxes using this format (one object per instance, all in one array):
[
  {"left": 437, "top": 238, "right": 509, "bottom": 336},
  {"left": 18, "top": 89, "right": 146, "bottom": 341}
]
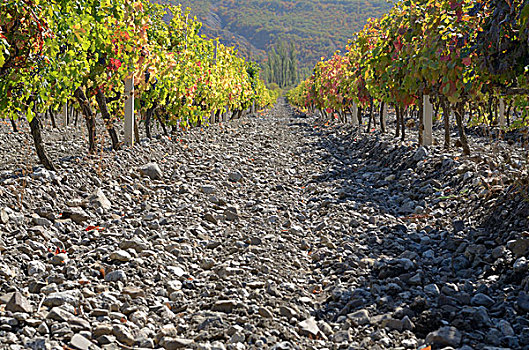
[{"left": 154, "top": 0, "right": 392, "bottom": 85}]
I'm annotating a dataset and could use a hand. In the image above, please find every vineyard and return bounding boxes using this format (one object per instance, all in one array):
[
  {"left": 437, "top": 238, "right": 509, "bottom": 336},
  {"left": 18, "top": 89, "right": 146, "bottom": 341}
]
[
  {"left": 0, "top": 0, "right": 278, "bottom": 171},
  {"left": 287, "top": 0, "right": 529, "bottom": 156},
  {"left": 2, "top": 0, "right": 529, "bottom": 349}
]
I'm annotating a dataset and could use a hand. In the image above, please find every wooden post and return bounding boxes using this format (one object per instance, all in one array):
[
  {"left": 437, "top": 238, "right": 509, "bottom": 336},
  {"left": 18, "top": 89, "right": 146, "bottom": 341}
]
[
  {"left": 124, "top": 76, "right": 135, "bottom": 146},
  {"left": 352, "top": 102, "right": 359, "bottom": 125},
  {"left": 423, "top": 95, "right": 433, "bottom": 146},
  {"left": 499, "top": 98, "right": 506, "bottom": 128}
]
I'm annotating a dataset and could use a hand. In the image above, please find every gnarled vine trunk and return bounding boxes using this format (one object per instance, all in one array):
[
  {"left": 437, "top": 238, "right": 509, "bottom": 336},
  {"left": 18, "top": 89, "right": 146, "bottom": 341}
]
[
  {"left": 74, "top": 87, "right": 97, "bottom": 154},
  {"left": 442, "top": 100, "right": 451, "bottom": 149},
  {"left": 28, "top": 112, "right": 55, "bottom": 171},
  {"left": 454, "top": 102, "right": 470, "bottom": 155},
  {"left": 357, "top": 106, "right": 363, "bottom": 131},
  {"left": 379, "top": 102, "right": 386, "bottom": 133},
  {"left": 95, "top": 89, "right": 120, "bottom": 150},
  {"left": 145, "top": 103, "right": 157, "bottom": 139},
  {"left": 395, "top": 106, "right": 401, "bottom": 139}
]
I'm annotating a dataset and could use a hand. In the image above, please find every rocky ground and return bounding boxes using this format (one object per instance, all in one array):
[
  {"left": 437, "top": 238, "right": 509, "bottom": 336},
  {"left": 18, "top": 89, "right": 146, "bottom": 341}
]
[{"left": 0, "top": 100, "right": 528, "bottom": 350}]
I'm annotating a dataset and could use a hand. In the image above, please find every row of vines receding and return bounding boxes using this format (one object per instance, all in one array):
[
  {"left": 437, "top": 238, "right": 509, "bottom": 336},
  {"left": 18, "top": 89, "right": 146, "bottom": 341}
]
[
  {"left": 286, "top": 0, "right": 529, "bottom": 156},
  {"left": 0, "top": 0, "right": 279, "bottom": 170}
]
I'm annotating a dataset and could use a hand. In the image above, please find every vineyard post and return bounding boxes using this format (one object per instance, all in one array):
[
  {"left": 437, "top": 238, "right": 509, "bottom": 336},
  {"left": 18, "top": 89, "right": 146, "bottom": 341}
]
[
  {"left": 352, "top": 102, "right": 359, "bottom": 125},
  {"left": 499, "top": 98, "right": 506, "bottom": 128},
  {"left": 423, "top": 95, "right": 433, "bottom": 146},
  {"left": 124, "top": 75, "right": 135, "bottom": 146}
]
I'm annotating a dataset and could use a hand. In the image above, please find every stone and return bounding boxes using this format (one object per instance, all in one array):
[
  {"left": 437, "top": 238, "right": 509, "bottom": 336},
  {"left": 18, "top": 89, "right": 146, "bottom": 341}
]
[
  {"left": 122, "top": 286, "right": 145, "bottom": 298},
  {"left": 0, "top": 292, "right": 14, "bottom": 304},
  {"left": 6, "top": 292, "right": 33, "bottom": 313},
  {"left": 28, "top": 260, "right": 46, "bottom": 276},
  {"left": 228, "top": 171, "right": 243, "bottom": 182},
  {"left": 380, "top": 317, "right": 403, "bottom": 331},
  {"left": 498, "top": 319, "right": 515, "bottom": 336},
  {"left": 37, "top": 322, "right": 49, "bottom": 335},
  {"left": 70, "top": 334, "right": 100, "bottom": 350},
  {"left": 348, "top": 309, "right": 370, "bottom": 325},
  {"left": 0, "top": 263, "right": 15, "bottom": 278},
  {"left": 120, "top": 237, "right": 149, "bottom": 252},
  {"left": 471, "top": 293, "right": 495, "bottom": 307},
  {"left": 69, "top": 316, "right": 91, "bottom": 331},
  {"left": 413, "top": 147, "right": 428, "bottom": 162},
  {"left": 298, "top": 317, "right": 320, "bottom": 337},
  {"left": 229, "top": 333, "right": 245, "bottom": 343},
  {"left": 0, "top": 208, "right": 8, "bottom": 224},
  {"left": 62, "top": 207, "right": 90, "bottom": 224},
  {"left": 201, "top": 185, "right": 216, "bottom": 194},
  {"left": 212, "top": 300, "right": 237, "bottom": 313},
  {"left": 224, "top": 209, "right": 239, "bottom": 221},
  {"left": 167, "top": 265, "right": 185, "bottom": 277},
  {"left": 109, "top": 250, "right": 132, "bottom": 262},
  {"left": 112, "top": 324, "right": 135, "bottom": 346},
  {"left": 424, "top": 284, "right": 440, "bottom": 297},
  {"left": 32, "top": 215, "right": 52, "bottom": 227},
  {"left": 97, "top": 335, "right": 116, "bottom": 345},
  {"left": 258, "top": 306, "right": 273, "bottom": 318},
  {"left": 402, "top": 315, "right": 414, "bottom": 330},
  {"left": 514, "top": 257, "right": 529, "bottom": 273},
  {"left": 46, "top": 307, "right": 74, "bottom": 322},
  {"left": 517, "top": 292, "right": 529, "bottom": 312},
  {"left": 105, "top": 270, "right": 127, "bottom": 282},
  {"left": 200, "top": 258, "right": 216, "bottom": 270},
  {"left": 50, "top": 253, "right": 69, "bottom": 265},
  {"left": 43, "top": 291, "right": 81, "bottom": 307},
  {"left": 139, "top": 163, "right": 163, "bottom": 180},
  {"left": 507, "top": 238, "right": 529, "bottom": 257},
  {"left": 279, "top": 306, "right": 298, "bottom": 319},
  {"left": 93, "top": 324, "right": 113, "bottom": 337},
  {"left": 85, "top": 188, "right": 111, "bottom": 210},
  {"left": 425, "top": 326, "right": 462, "bottom": 347},
  {"left": 204, "top": 213, "right": 218, "bottom": 225},
  {"left": 333, "top": 330, "right": 351, "bottom": 343},
  {"left": 161, "top": 338, "right": 195, "bottom": 349},
  {"left": 453, "top": 220, "right": 465, "bottom": 233},
  {"left": 491, "top": 245, "right": 506, "bottom": 259}
]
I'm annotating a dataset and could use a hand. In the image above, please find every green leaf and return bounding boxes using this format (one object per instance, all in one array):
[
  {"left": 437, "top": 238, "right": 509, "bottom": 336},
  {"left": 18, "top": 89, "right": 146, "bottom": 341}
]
[{"left": 26, "top": 107, "right": 34, "bottom": 124}]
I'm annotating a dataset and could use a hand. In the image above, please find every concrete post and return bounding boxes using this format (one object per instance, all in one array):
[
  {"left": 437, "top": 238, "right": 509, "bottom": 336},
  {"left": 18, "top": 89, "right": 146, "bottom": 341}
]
[
  {"left": 423, "top": 95, "right": 433, "bottom": 146},
  {"left": 124, "top": 76, "right": 135, "bottom": 146}
]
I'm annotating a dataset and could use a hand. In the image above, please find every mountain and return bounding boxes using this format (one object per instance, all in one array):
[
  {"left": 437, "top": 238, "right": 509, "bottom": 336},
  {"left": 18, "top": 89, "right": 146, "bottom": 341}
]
[{"left": 154, "top": 0, "right": 393, "bottom": 84}]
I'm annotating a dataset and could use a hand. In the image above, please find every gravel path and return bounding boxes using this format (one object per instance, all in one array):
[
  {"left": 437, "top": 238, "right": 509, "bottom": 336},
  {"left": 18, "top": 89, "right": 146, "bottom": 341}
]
[{"left": 0, "top": 99, "right": 528, "bottom": 350}]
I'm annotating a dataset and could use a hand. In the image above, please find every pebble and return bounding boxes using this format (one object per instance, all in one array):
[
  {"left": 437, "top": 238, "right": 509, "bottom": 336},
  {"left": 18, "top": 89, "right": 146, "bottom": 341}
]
[
  {"left": 139, "top": 163, "right": 163, "bottom": 180},
  {"left": 298, "top": 318, "right": 320, "bottom": 337},
  {"left": 6, "top": 292, "right": 33, "bottom": 313},
  {"left": 70, "top": 334, "right": 99, "bottom": 350},
  {"left": 228, "top": 171, "right": 243, "bottom": 182},
  {"left": 425, "top": 326, "right": 462, "bottom": 347},
  {"left": 105, "top": 270, "right": 127, "bottom": 282},
  {"left": 109, "top": 250, "right": 132, "bottom": 262}
]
